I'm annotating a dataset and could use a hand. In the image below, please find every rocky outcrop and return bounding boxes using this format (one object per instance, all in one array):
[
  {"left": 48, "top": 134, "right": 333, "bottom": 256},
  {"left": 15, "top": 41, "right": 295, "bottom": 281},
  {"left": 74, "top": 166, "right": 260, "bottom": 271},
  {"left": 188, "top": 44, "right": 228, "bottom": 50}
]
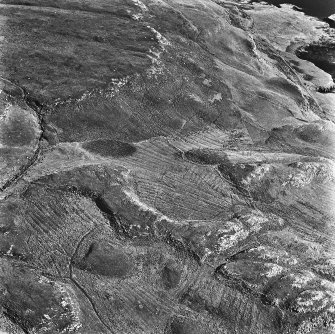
[{"left": 0, "top": 0, "right": 334, "bottom": 333}]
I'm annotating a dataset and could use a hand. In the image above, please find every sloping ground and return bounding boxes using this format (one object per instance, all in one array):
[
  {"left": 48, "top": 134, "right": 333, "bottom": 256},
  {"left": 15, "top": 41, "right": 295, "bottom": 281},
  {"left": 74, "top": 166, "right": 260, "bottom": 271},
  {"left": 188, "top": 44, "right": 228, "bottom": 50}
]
[{"left": 0, "top": 0, "right": 334, "bottom": 333}]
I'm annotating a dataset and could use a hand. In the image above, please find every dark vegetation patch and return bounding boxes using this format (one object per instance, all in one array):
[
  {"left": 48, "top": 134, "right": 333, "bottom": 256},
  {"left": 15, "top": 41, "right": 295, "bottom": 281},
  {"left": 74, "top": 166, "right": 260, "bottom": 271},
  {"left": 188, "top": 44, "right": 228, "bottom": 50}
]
[
  {"left": 292, "top": 65, "right": 304, "bottom": 74},
  {"left": 161, "top": 261, "right": 181, "bottom": 290},
  {"left": 303, "top": 74, "right": 314, "bottom": 81},
  {"left": 183, "top": 149, "right": 259, "bottom": 194},
  {"left": 82, "top": 139, "right": 137, "bottom": 157},
  {"left": 290, "top": 60, "right": 300, "bottom": 67},
  {"left": 167, "top": 318, "right": 206, "bottom": 334},
  {"left": 183, "top": 149, "right": 227, "bottom": 165},
  {"left": 75, "top": 242, "right": 131, "bottom": 278}
]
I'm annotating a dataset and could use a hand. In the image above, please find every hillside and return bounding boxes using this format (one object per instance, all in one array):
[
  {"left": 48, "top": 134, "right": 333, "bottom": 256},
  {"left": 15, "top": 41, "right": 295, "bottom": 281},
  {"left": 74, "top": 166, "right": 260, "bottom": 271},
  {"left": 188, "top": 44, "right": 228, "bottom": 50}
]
[{"left": 0, "top": 0, "right": 334, "bottom": 333}]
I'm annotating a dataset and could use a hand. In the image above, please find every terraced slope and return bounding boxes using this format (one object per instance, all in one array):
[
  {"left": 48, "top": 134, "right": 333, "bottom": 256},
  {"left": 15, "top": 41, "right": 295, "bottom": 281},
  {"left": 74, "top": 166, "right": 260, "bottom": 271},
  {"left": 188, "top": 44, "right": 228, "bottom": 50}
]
[{"left": 0, "top": 0, "right": 334, "bottom": 333}]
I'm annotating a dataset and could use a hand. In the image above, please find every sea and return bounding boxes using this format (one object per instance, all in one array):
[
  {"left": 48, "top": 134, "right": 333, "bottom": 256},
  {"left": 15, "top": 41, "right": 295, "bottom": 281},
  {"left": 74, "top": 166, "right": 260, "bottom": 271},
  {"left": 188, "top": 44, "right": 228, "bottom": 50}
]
[
  {"left": 254, "top": 0, "right": 335, "bottom": 80},
  {"left": 257, "top": 0, "right": 335, "bottom": 18}
]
